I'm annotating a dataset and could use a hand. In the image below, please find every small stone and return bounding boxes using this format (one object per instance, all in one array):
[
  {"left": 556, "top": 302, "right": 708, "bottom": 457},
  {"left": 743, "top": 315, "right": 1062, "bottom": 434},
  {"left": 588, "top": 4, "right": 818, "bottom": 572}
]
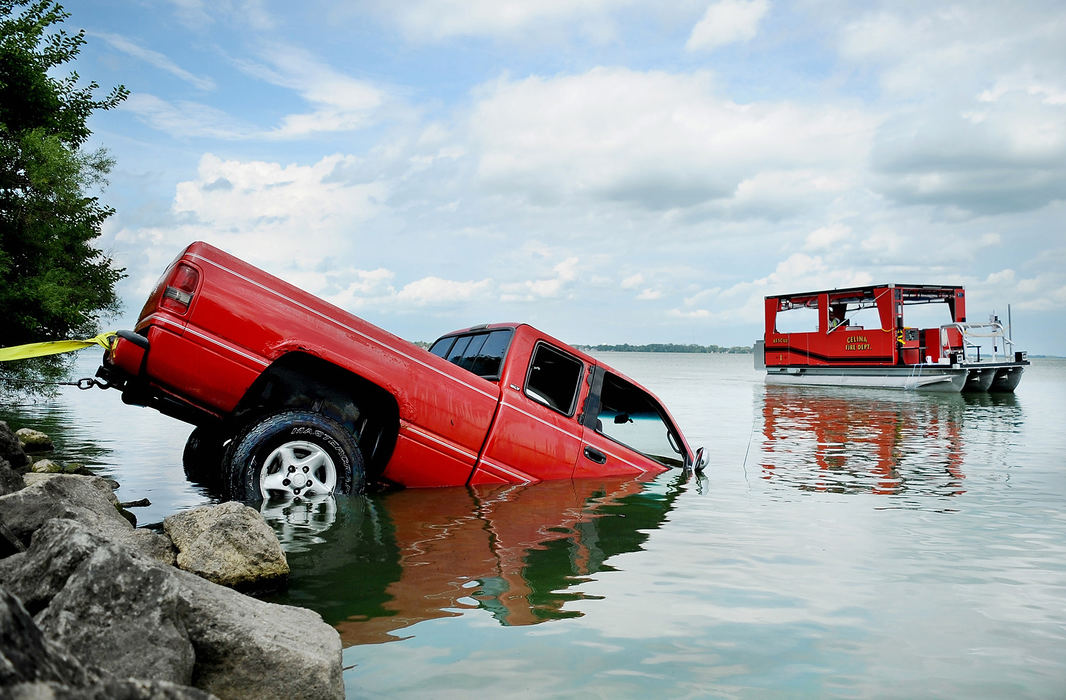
[
  {"left": 31, "top": 458, "right": 64, "bottom": 473},
  {"left": 15, "top": 428, "right": 54, "bottom": 453}
]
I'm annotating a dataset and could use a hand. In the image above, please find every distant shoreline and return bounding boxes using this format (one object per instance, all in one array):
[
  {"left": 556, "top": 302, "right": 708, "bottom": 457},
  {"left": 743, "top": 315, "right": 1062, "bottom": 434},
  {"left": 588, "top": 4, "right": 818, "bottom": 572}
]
[
  {"left": 575, "top": 343, "right": 753, "bottom": 354},
  {"left": 411, "top": 340, "right": 753, "bottom": 354}
]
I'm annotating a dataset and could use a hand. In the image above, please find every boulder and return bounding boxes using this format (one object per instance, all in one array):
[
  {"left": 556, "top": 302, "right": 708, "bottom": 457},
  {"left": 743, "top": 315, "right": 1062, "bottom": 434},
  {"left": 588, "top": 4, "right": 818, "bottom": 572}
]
[
  {"left": 164, "top": 502, "right": 289, "bottom": 589},
  {"left": 0, "top": 458, "right": 23, "bottom": 497},
  {"left": 1, "top": 519, "right": 196, "bottom": 685},
  {"left": 175, "top": 568, "right": 343, "bottom": 699},
  {"left": 0, "top": 473, "right": 174, "bottom": 565},
  {"left": 0, "top": 582, "right": 93, "bottom": 688},
  {"left": 1, "top": 582, "right": 216, "bottom": 699},
  {"left": 0, "top": 421, "right": 29, "bottom": 471},
  {"left": 15, "top": 427, "right": 53, "bottom": 453},
  {"left": 1, "top": 519, "right": 342, "bottom": 700}
]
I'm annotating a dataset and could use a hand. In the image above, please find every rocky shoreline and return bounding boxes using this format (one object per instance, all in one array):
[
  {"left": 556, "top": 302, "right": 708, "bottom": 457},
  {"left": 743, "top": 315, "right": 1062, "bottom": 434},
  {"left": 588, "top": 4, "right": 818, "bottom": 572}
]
[{"left": 0, "top": 421, "right": 344, "bottom": 699}]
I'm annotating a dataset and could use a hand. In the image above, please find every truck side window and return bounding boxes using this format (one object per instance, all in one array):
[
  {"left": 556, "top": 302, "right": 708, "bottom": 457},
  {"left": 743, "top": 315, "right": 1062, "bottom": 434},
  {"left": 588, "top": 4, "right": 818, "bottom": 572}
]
[
  {"left": 468, "top": 330, "right": 511, "bottom": 379},
  {"left": 595, "top": 372, "right": 684, "bottom": 467},
  {"left": 525, "top": 343, "right": 583, "bottom": 415},
  {"left": 429, "top": 329, "right": 514, "bottom": 380},
  {"left": 429, "top": 337, "right": 454, "bottom": 357}
]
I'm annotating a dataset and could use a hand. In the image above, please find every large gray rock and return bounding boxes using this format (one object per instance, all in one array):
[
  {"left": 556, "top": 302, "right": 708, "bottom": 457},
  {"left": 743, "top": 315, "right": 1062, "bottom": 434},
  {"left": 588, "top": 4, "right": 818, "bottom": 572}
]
[
  {"left": 0, "top": 473, "right": 174, "bottom": 564},
  {"left": 0, "top": 421, "right": 29, "bottom": 471},
  {"left": 15, "top": 427, "right": 54, "bottom": 453},
  {"left": 164, "top": 502, "right": 289, "bottom": 589},
  {"left": 1, "top": 519, "right": 342, "bottom": 700},
  {"left": 5, "top": 678, "right": 218, "bottom": 699},
  {"left": 176, "top": 568, "right": 343, "bottom": 699},
  {"left": 2, "top": 582, "right": 215, "bottom": 699},
  {"left": 1, "top": 519, "right": 196, "bottom": 685},
  {"left": 0, "top": 458, "right": 23, "bottom": 498},
  {"left": 0, "top": 582, "right": 93, "bottom": 688}
]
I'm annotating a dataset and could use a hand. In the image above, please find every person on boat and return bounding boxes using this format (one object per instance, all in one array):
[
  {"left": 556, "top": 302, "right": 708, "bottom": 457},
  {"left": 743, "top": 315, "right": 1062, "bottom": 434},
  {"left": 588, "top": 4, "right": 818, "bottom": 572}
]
[{"left": 829, "top": 304, "right": 848, "bottom": 331}]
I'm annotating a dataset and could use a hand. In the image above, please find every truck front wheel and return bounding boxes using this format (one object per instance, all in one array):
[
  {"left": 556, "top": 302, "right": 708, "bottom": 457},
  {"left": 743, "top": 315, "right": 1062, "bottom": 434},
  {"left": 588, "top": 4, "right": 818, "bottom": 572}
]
[{"left": 223, "top": 411, "right": 365, "bottom": 502}]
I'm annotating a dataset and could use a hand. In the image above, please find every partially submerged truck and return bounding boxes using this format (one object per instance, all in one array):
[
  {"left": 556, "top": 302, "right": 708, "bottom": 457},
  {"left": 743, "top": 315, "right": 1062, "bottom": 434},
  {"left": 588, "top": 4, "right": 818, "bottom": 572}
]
[{"left": 98, "top": 242, "right": 704, "bottom": 501}]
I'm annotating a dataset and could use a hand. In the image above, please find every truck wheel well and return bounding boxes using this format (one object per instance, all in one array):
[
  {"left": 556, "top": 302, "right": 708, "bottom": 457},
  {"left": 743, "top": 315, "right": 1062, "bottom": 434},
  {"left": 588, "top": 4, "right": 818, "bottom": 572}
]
[{"left": 232, "top": 352, "right": 399, "bottom": 479}]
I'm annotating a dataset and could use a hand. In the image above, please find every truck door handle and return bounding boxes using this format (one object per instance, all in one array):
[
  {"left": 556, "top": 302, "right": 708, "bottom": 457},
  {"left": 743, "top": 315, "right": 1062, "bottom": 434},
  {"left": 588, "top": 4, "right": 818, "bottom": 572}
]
[{"left": 583, "top": 446, "right": 607, "bottom": 464}]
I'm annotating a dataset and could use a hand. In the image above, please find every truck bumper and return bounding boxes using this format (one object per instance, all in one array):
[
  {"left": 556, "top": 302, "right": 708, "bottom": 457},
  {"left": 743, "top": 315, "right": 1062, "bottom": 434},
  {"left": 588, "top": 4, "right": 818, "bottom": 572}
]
[{"left": 99, "top": 329, "right": 151, "bottom": 384}]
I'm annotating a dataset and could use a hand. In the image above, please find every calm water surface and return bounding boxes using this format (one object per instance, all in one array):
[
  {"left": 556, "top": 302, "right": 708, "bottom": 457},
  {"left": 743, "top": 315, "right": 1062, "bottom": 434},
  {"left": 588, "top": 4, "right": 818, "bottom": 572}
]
[{"left": 3, "top": 352, "right": 1065, "bottom": 698}]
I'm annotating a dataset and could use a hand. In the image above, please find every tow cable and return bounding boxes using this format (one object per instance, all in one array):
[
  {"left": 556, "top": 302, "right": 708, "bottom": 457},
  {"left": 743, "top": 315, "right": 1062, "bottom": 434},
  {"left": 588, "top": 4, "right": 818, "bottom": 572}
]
[{"left": 0, "top": 332, "right": 118, "bottom": 391}]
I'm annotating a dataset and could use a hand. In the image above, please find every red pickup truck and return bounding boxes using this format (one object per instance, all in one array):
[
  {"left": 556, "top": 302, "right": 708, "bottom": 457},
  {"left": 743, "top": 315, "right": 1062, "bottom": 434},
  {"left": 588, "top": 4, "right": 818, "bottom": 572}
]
[{"left": 99, "top": 242, "right": 704, "bottom": 501}]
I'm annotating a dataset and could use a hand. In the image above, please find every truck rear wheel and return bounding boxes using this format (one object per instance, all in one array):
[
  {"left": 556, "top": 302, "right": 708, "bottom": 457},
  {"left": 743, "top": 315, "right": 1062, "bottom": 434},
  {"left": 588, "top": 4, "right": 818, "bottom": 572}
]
[
  {"left": 183, "top": 425, "right": 227, "bottom": 488},
  {"left": 223, "top": 411, "right": 365, "bottom": 502}
]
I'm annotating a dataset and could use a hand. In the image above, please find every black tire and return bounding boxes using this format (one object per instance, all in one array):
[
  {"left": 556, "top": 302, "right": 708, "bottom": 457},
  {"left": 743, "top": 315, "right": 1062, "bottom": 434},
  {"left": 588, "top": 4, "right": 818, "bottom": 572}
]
[
  {"left": 223, "top": 410, "right": 365, "bottom": 502},
  {"left": 182, "top": 425, "right": 227, "bottom": 488}
]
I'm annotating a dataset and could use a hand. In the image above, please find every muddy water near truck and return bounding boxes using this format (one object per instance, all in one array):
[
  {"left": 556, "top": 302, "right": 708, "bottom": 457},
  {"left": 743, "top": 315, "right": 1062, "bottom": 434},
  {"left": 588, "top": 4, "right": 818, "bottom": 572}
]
[{"left": 4, "top": 352, "right": 1066, "bottom": 698}]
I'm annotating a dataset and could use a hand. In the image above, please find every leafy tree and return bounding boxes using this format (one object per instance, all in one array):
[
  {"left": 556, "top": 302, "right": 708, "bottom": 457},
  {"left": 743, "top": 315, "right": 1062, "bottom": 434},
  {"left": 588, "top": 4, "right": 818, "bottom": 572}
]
[{"left": 0, "top": 0, "right": 127, "bottom": 396}]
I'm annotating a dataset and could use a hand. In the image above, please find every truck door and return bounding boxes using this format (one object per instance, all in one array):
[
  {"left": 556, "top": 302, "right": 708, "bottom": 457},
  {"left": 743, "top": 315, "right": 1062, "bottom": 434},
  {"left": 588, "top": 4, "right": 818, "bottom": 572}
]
[
  {"left": 575, "top": 367, "right": 685, "bottom": 479},
  {"left": 471, "top": 341, "right": 587, "bottom": 484}
]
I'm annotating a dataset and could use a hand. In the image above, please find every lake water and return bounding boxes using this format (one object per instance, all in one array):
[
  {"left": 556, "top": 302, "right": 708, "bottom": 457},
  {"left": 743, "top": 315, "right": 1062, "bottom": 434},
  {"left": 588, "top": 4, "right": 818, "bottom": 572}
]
[{"left": 3, "top": 351, "right": 1066, "bottom": 698}]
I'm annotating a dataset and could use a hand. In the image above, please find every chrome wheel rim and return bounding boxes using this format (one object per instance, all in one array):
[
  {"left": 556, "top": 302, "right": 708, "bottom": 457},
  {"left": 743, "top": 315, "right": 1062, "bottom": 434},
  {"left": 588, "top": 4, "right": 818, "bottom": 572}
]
[{"left": 259, "top": 440, "right": 337, "bottom": 500}]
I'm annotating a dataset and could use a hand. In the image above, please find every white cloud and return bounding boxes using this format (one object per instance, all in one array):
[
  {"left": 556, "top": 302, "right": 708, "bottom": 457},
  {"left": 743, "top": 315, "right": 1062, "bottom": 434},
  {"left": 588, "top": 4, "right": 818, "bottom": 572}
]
[
  {"left": 94, "top": 32, "right": 216, "bottom": 90},
  {"left": 837, "top": 4, "right": 1066, "bottom": 215},
  {"left": 236, "top": 44, "right": 388, "bottom": 138},
  {"left": 322, "top": 269, "right": 396, "bottom": 310},
  {"left": 499, "top": 256, "right": 580, "bottom": 301},
  {"left": 111, "top": 153, "right": 389, "bottom": 294},
  {"left": 396, "top": 276, "right": 494, "bottom": 306},
  {"left": 805, "top": 223, "right": 851, "bottom": 251},
  {"left": 125, "top": 45, "right": 389, "bottom": 140},
  {"left": 381, "top": 0, "right": 635, "bottom": 40},
  {"left": 674, "top": 253, "right": 875, "bottom": 323},
  {"left": 165, "top": 0, "right": 212, "bottom": 28},
  {"left": 976, "top": 269, "right": 1066, "bottom": 312},
  {"left": 122, "top": 94, "right": 253, "bottom": 139},
  {"left": 165, "top": 0, "right": 274, "bottom": 31},
  {"left": 173, "top": 153, "right": 385, "bottom": 235},
  {"left": 470, "top": 67, "right": 874, "bottom": 214},
  {"left": 686, "top": 0, "right": 769, "bottom": 52}
]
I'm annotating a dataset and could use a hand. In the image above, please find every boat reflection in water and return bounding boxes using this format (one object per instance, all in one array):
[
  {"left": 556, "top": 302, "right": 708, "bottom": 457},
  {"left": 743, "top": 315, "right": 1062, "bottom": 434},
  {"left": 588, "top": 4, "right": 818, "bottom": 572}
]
[
  {"left": 757, "top": 386, "right": 1014, "bottom": 497},
  {"left": 261, "top": 475, "right": 684, "bottom": 646}
]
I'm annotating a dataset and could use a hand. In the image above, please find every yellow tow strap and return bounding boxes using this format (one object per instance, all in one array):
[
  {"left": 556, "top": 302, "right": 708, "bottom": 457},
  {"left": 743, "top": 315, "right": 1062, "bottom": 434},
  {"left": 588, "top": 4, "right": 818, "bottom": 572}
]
[{"left": 0, "top": 332, "right": 117, "bottom": 362}]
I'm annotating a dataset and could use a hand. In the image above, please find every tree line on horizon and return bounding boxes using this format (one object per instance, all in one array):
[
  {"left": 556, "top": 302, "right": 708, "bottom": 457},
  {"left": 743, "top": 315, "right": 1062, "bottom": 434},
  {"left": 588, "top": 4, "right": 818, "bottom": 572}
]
[{"left": 575, "top": 343, "right": 753, "bottom": 354}]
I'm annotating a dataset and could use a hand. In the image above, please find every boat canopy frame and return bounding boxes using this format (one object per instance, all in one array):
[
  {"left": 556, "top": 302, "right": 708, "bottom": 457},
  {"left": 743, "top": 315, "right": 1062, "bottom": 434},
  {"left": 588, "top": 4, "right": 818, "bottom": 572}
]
[{"left": 765, "top": 283, "right": 967, "bottom": 338}]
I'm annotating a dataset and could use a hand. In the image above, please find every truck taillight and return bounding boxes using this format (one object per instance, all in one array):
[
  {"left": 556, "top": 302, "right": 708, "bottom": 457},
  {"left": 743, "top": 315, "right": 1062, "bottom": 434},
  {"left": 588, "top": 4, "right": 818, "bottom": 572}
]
[{"left": 160, "top": 262, "right": 199, "bottom": 314}]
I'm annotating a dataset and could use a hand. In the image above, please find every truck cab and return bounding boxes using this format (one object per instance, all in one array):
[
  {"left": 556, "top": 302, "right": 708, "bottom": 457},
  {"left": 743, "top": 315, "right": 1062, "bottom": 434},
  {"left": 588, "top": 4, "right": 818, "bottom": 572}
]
[{"left": 425, "top": 324, "right": 693, "bottom": 486}]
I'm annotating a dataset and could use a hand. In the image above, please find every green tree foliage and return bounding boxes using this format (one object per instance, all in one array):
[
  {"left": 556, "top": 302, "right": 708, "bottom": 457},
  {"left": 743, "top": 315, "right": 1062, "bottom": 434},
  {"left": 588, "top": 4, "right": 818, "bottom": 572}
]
[{"left": 0, "top": 0, "right": 128, "bottom": 396}]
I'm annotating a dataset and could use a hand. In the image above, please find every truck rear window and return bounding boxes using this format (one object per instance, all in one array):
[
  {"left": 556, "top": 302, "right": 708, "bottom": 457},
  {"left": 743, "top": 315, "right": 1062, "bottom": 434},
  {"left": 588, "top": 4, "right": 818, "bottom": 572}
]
[{"left": 429, "top": 329, "right": 513, "bottom": 380}]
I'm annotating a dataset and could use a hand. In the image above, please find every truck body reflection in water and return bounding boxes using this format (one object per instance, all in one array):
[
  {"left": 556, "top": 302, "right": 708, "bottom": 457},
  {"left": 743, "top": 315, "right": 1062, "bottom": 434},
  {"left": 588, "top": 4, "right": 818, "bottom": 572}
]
[
  {"left": 758, "top": 387, "right": 997, "bottom": 497},
  {"left": 263, "top": 475, "right": 684, "bottom": 646}
]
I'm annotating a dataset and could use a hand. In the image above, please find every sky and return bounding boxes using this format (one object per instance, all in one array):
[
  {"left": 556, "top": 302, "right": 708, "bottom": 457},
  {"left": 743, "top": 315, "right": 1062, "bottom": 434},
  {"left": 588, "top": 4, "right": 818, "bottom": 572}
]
[{"left": 66, "top": 0, "right": 1066, "bottom": 352}]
